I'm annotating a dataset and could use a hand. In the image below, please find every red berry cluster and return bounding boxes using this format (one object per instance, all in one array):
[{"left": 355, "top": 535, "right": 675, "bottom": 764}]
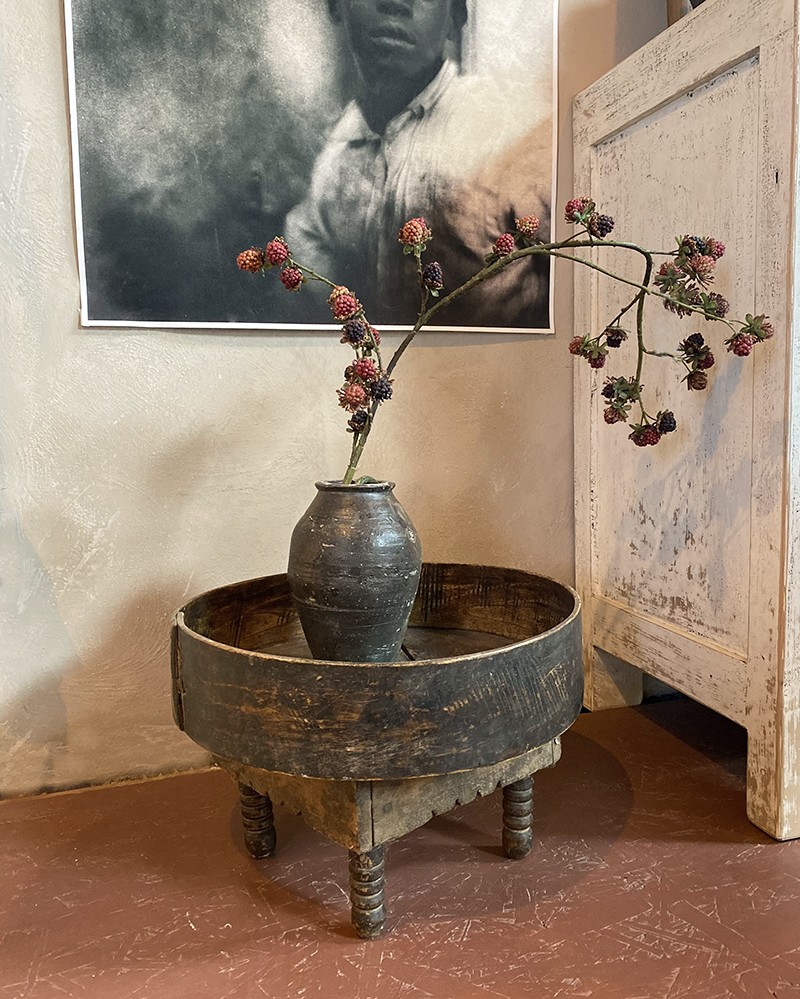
[
  {"left": 235, "top": 247, "right": 264, "bottom": 273},
  {"left": 515, "top": 215, "right": 540, "bottom": 242},
  {"left": 493, "top": 233, "right": 517, "bottom": 257},
  {"left": 727, "top": 333, "right": 755, "bottom": 356},
  {"left": 398, "top": 217, "right": 432, "bottom": 252},
  {"left": 564, "top": 197, "right": 615, "bottom": 238},
  {"left": 265, "top": 238, "right": 290, "bottom": 267},
  {"left": 725, "top": 313, "right": 773, "bottom": 357},
  {"left": 235, "top": 235, "right": 390, "bottom": 433},
  {"left": 628, "top": 411, "right": 678, "bottom": 447},
  {"left": 328, "top": 286, "right": 362, "bottom": 321},
  {"left": 654, "top": 235, "right": 726, "bottom": 318},
  {"left": 280, "top": 267, "right": 303, "bottom": 291},
  {"left": 338, "top": 382, "right": 368, "bottom": 412},
  {"left": 235, "top": 236, "right": 306, "bottom": 292},
  {"left": 329, "top": 285, "right": 391, "bottom": 425},
  {"left": 569, "top": 321, "right": 630, "bottom": 370},
  {"left": 564, "top": 197, "right": 595, "bottom": 223},
  {"left": 569, "top": 335, "right": 607, "bottom": 368},
  {"left": 629, "top": 423, "right": 662, "bottom": 447},
  {"left": 352, "top": 357, "right": 378, "bottom": 381}
]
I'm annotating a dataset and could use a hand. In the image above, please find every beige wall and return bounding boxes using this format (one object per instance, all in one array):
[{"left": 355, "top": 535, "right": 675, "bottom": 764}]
[{"left": 0, "top": 0, "right": 666, "bottom": 796}]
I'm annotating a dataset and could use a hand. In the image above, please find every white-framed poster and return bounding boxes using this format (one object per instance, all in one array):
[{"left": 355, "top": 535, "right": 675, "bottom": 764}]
[{"left": 64, "top": 0, "right": 557, "bottom": 332}]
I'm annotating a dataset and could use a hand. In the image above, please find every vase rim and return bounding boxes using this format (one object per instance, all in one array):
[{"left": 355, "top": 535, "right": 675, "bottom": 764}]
[{"left": 315, "top": 479, "right": 395, "bottom": 491}]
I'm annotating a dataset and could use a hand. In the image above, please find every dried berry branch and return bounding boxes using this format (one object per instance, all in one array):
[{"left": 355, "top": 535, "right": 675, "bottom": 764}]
[{"left": 236, "top": 197, "right": 773, "bottom": 480}]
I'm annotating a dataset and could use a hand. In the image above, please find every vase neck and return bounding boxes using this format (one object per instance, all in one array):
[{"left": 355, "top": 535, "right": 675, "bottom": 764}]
[{"left": 315, "top": 480, "right": 395, "bottom": 494}]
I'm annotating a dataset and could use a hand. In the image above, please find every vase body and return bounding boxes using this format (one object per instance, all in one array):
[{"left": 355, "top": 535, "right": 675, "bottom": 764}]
[{"left": 287, "top": 481, "right": 422, "bottom": 662}]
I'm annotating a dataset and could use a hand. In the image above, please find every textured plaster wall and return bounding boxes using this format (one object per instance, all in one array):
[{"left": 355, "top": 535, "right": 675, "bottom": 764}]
[{"left": 0, "top": 1, "right": 665, "bottom": 796}]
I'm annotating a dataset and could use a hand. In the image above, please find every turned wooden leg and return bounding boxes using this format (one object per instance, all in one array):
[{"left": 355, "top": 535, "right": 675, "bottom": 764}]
[
  {"left": 348, "top": 846, "right": 386, "bottom": 939},
  {"left": 502, "top": 776, "right": 533, "bottom": 860},
  {"left": 238, "top": 783, "right": 276, "bottom": 859}
]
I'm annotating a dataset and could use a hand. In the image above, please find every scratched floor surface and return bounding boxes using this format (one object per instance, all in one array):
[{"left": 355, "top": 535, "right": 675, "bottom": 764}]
[{"left": 1, "top": 700, "right": 800, "bottom": 999}]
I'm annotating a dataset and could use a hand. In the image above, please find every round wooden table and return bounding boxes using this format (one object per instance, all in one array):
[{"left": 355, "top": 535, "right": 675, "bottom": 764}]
[{"left": 171, "top": 563, "right": 583, "bottom": 938}]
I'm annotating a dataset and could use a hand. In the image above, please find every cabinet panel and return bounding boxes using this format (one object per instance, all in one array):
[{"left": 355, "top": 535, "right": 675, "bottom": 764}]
[
  {"left": 592, "top": 57, "right": 760, "bottom": 657},
  {"left": 573, "top": 0, "right": 798, "bottom": 837}
]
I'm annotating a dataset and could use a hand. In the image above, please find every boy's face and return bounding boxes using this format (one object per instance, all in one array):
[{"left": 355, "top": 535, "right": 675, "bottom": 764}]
[{"left": 334, "top": 0, "right": 454, "bottom": 79}]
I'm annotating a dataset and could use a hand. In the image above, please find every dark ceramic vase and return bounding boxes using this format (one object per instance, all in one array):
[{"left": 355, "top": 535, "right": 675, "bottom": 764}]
[{"left": 287, "top": 481, "right": 422, "bottom": 662}]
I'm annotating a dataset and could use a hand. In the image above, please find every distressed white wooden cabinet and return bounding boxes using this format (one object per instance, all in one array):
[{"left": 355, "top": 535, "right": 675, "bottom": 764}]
[{"left": 573, "top": 0, "right": 800, "bottom": 839}]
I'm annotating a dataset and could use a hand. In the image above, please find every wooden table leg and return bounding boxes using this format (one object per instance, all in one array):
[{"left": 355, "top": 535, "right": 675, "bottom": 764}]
[
  {"left": 502, "top": 776, "right": 533, "bottom": 859},
  {"left": 238, "top": 782, "right": 276, "bottom": 859},
  {"left": 348, "top": 846, "right": 386, "bottom": 939}
]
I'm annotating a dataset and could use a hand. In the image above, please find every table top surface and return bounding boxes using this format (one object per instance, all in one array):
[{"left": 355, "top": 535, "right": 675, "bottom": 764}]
[
  {"left": 258, "top": 619, "right": 515, "bottom": 663},
  {"left": 172, "top": 564, "right": 584, "bottom": 780}
]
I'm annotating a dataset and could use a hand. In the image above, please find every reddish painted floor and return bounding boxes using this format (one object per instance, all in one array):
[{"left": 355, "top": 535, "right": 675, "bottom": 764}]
[{"left": 1, "top": 701, "right": 800, "bottom": 998}]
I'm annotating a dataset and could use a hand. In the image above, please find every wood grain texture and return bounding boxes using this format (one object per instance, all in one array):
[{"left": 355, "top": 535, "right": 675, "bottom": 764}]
[
  {"left": 369, "top": 741, "right": 558, "bottom": 849},
  {"left": 573, "top": 0, "right": 792, "bottom": 147},
  {"left": 573, "top": 0, "right": 800, "bottom": 838},
  {"left": 592, "top": 598, "right": 747, "bottom": 723},
  {"left": 217, "top": 759, "right": 369, "bottom": 851},
  {"left": 215, "top": 742, "right": 559, "bottom": 853},
  {"left": 742, "top": 24, "right": 800, "bottom": 841},
  {"left": 173, "top": 565, "right": 582, "bottom": 781}
]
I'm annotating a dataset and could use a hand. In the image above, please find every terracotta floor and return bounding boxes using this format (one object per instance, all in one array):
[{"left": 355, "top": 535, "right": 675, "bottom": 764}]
[{"left": 2, "top": 701, "right": 800, "bottom": 998}]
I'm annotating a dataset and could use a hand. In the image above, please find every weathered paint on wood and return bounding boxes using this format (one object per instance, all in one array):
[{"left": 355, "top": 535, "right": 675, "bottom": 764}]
[
  {"left": 591, "top": 597, "right": 747, "bottom": 724},
  {"left": 573, "top": 0, "right": 800, "bottom": 839},
  {"left": 172, "top": 564, "right": 582, "bottom": 781}
]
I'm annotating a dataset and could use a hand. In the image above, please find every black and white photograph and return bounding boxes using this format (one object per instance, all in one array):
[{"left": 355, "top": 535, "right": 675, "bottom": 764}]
[{"left": 66, "top": 0, "right": 557, "bottom": 331}]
